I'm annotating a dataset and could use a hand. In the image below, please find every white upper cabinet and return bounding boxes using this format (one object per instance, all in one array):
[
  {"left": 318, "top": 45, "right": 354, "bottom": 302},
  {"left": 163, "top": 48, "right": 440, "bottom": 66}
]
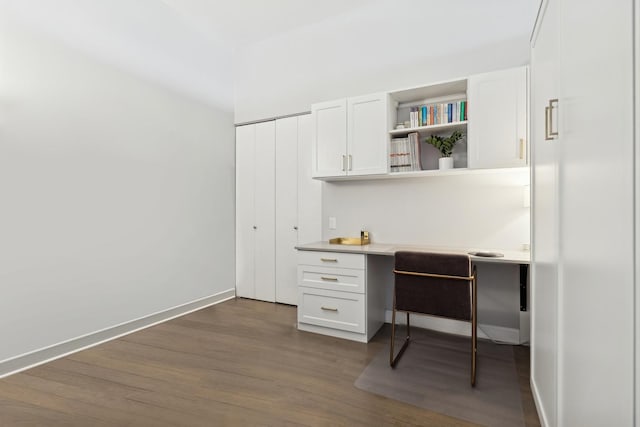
[
  {"left": 467, "top": 66, "right": 528, "bottom": 168},
  {"left": 347, "top": 93, "right": 390, "bottom": 176},
  {"left": 312, "top": 93, "right": 389, "bottom": 178},
  {"left": 311, "top": 99, "right": 347, "bottom": 177},
  {"left": 310, "top": 67, "right": 528, "bottom": 180}
]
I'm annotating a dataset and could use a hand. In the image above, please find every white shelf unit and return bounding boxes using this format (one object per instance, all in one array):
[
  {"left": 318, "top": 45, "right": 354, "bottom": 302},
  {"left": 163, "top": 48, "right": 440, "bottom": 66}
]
[{"left": 388, "top": 78, "right": 468, "bottom": 174}]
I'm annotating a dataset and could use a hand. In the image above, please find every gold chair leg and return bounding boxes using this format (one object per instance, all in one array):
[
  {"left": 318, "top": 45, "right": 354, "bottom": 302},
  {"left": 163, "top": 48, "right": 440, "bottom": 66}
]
[
  {"left": 406, "top": 312, "right": 410, "bottom": 336},
  {"left": 390, "top": 311, "right": 411, "bottom": 368},
  {"left": 471, "top": 272, "right": 478, "bottom": 387},
  {"left": 390, "top": 306, "right": 397, "bottom": 366}
]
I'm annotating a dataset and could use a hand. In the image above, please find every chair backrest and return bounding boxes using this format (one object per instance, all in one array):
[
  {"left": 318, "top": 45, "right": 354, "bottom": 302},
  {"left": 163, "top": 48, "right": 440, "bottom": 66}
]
[{"left": 394, "top": 251, "right": 473, "bottom": 321}]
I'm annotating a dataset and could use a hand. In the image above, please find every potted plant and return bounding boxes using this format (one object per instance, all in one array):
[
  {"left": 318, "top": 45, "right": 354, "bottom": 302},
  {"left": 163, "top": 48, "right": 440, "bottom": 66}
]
[{"left": 425, "top": 130, "right": 465, "bottom": 170}]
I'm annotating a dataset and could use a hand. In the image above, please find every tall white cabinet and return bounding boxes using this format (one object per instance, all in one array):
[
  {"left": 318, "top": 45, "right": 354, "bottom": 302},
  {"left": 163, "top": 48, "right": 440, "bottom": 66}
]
[
  {"left": 531, "top": 1, "right": 559, "bottom": 424},
  {"left": 236, "top": 116, "right": 321, "bottom": 305},
  {"left": 530, "top": 1, "right": 636, "bottom": 426}
]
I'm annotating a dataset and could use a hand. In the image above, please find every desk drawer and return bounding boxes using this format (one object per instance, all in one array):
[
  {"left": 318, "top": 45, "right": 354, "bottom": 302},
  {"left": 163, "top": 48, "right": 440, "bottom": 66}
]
[
  {"left": 298, "top": 287, "right": 365, "bottom": 333},
  {"left": 298, "top": 266, "right": 365, "bottom": 294},
  {"left": 298, "top": 251, "right": 365, "bottom": 270}
]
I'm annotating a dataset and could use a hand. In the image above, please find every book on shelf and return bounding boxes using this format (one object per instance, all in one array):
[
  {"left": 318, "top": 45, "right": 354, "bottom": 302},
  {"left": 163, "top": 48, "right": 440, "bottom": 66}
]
[
  {"left": 408, "top": 132, "right": 422, "bottom": 171},
  {"left": 390, "top": 132, "right": 422, "bottom": 173},
  {"left": 404, "top": 100, "right": 467, "bottom": 128}
]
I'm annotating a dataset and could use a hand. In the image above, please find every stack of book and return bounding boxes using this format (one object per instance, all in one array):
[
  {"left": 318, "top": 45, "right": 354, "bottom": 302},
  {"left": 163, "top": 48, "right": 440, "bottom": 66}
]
[
  {"left": 390, "top": 132, "right": 422, "bottom": 173},
  {"left": 408, "top": 100, "right": 467, "bottom": 127}
]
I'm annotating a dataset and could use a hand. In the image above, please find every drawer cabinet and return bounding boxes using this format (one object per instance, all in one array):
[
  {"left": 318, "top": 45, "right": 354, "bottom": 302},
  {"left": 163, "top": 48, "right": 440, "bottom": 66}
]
[
  {"left": 297, "top": 250, "right": 384, "bottom": 343},
  {"left": 298, "top": 287, "right": 365, "bottom": 333}
]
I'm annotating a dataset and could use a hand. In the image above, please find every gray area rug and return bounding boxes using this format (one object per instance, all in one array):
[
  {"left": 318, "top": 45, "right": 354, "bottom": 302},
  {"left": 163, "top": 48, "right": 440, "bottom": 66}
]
[{"left": 355, "top": 328, "right": 524, "bottom": 427}]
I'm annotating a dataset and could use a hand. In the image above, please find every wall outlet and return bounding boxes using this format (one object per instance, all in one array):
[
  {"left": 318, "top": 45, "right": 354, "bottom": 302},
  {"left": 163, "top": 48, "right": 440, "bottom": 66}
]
[{"left": 328, "top": 217, "right": 337, "bottom": 230}]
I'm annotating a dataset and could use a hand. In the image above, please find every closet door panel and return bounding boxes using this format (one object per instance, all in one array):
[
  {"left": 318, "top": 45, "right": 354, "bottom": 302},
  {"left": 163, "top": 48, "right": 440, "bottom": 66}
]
[
  {"left": 297, "top": 115, "right": 322, "bottom": 246},
  {"left": 254, "top": 121, "right": 276, "bottom": 302},
  {"left": 275, "top": 117, "right": 299, "bottom": 305},
  {"left": 235, "top": 124, "right": 256, "bottom": 298}
]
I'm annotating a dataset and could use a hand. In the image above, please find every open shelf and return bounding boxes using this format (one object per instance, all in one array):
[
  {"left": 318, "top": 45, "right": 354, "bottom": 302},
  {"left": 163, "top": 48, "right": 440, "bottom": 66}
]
[
  {"left": 315, "top": 166, "right": 529, "bottom": 181},
  {"left": 389, "top": 121, "right": 468, "bottom": 137}
]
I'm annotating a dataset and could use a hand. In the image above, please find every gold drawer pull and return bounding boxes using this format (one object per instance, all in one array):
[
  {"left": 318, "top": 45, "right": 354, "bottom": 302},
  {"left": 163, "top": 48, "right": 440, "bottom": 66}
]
[
  {"left": 320, "top": 276, "right": 339, "bottom": 281},
  {"left": 321, "top": 306, "right": 338, "bottom": 312},
  {"left": 320, "top": 258, "right": 338, "bottom": 262}
]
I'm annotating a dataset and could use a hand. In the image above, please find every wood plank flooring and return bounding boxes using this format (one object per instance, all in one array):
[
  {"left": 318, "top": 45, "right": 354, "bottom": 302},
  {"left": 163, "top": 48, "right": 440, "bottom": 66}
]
[{"left": 0, "top": 298, "right": 541, "bottom": 426}]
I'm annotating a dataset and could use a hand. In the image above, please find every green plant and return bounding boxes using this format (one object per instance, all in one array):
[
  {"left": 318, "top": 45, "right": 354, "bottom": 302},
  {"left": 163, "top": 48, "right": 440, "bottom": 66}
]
[{"left": 424, "top": 130, "right": 465, "bottom": 157}]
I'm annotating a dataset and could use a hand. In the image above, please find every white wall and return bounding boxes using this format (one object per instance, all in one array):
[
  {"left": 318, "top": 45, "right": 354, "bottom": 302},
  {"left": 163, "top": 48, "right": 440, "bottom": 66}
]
[
  {"left": 234, "top": 0, "right": 535, "bottom": 123},
  {"left": 324, "top": 172, "right": 530, "bottom": 250},
  {"left": 0, "top": 20, "right": 235, "bottom": 370}
]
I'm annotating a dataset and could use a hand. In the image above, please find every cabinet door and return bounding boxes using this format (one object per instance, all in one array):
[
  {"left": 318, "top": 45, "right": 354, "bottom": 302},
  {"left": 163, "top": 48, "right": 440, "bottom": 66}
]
[
  {"left": 347, "top": 93, "right": 389, "bottom": 176},
  {"left": 275, "top": 117, "right": 299, "bottom": 305},
  {"left": 468, "top": 67, "right": 528, "bottom": 168},
  {"left": 311, "top": 99, "right": 347, "bottom": 178},
  {"left": 235, "top": 124, "right": 256, "bottom": 299},
  {"left": 530, "top": 2, "right": 558, "bottom": 426},
  {"left": 556, "top": 0, "right": 634, "bottom": 425},
  {"left": 254, "top": 121, "right": 276, "bottom": 302},
  {"left": 297, "top": 114, "right": 322, "bottom": 246}
]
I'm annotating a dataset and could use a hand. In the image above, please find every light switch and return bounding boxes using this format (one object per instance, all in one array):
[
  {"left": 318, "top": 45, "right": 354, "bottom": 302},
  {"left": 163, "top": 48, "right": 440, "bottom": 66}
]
[{"left": 329, "top": 217, "right": 337, "bottom": 230}]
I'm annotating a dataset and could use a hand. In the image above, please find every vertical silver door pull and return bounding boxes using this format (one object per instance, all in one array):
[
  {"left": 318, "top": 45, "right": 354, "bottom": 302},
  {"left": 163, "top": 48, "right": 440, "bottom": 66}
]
[
  {"left": 548, "top": 99, "right": 559, "bottom": 138},
  {"left": 545, "top": 99, "right": 559, "bottom": 140}
]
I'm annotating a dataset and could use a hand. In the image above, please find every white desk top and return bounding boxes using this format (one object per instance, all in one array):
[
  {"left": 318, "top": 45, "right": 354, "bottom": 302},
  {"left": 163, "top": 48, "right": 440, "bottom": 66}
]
[{"left": 295, "top": 241, "right": 530, "bottom": 265}]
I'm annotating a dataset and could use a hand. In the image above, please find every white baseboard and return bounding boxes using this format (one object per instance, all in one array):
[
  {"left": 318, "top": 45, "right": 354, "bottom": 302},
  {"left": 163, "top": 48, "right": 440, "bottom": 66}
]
[
  {"left": 0, "top": 288, "right": 236, "bottom": 378},
  {"left": 384, "top": 310, "right": 522, "bottom": 344},
  {"left": 530, "top": 377, "right": 550, "bottom": 427}
]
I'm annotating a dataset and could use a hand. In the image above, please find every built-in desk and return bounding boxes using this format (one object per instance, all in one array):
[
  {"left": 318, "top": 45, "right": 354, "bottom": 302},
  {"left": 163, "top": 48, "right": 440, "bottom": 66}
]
[{"left": 295, "top": 242, "right": 530, "bottom": 344}]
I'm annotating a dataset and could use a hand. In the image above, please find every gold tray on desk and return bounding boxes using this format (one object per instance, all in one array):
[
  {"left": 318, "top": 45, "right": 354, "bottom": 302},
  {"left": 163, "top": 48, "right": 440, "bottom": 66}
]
[{"left": 329, "top": 235, "right": 371, "bottom": 245}]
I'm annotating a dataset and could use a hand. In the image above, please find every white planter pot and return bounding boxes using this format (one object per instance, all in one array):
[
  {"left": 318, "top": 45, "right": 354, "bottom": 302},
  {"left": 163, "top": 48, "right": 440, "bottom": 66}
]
[{"left": 439, "top": 157, "right": 454, "bottom": 170}]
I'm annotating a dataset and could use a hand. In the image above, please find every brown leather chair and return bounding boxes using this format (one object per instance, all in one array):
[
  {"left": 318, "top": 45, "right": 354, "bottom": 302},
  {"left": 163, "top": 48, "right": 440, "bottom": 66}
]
[{"left": 390, "top": 251, "right": 478, "bottom": 386}]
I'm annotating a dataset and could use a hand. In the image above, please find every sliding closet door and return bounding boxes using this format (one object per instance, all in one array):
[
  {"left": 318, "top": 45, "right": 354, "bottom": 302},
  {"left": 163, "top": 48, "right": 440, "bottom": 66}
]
[
  {"left": 275, "top": 117, "right": 299, "bottom": 305},
  {"left": 253, "top": 121, "right": 276, "bottom": 302},
  {"left": 235, "top": 124, "right": 256, "bottom": 299}
]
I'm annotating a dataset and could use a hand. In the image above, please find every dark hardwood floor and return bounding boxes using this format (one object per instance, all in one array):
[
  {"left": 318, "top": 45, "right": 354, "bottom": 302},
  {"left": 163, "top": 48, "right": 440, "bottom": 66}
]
[{"left": 0, "top": 298, "right": 540, "bottom": 426}]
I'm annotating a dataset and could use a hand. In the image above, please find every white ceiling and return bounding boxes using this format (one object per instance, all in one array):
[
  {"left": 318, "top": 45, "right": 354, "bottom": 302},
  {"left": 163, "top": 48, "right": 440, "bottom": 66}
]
[
  {"left": 0, "top": 0, "right": 379, "bottom": 111},
  {"left": 160, "top": 0, "right": 379, "bottom": 47},
  {"left": 0, "top": 0, "right": 536, "bottom": 112}
]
